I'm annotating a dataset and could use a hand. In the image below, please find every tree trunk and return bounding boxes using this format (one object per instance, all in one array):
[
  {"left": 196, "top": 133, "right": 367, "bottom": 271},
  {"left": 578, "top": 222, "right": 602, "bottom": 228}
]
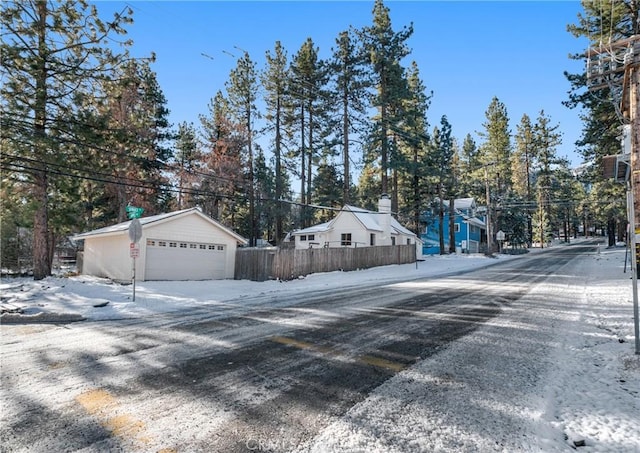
[
  {"left": 32, "top": 171, "right": 51, "bottom": 280},
  {"left": 342, "top": 88, "right": 350, "bottom": 205},
  {"left": 32, "top": 1, "right": 51, "bottom": 280},
  {"left": 438, "top": 189, "right": 445, "bottom": 255},
  {"left": 448, "top": 198, "right": 456, "bottom": 253}
]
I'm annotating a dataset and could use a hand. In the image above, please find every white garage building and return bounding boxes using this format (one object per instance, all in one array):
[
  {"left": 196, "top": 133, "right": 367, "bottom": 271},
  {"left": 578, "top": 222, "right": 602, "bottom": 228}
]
[{"left": 74, "top": 207, "right": 247, "bottom": 282}]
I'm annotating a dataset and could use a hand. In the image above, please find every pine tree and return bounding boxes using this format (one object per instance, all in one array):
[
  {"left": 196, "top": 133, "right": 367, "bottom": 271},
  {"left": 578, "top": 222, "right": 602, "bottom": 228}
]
[
  {"left": 226, "top": 51, "right": 260, "bottom": 245},
  {"left": 512, "top": 114, "right": 536, "bottom": 199},
  {"left": 199, "top": 91, "right": 245, "bottom": 225},
  {"left": 262, "top": 41, "right": 290, "bottom": 243},
  {"left": 289, "top": 37, "right": 331, "bottom": 228},
  {"left": 477, "top": 97, "right": 512, "bottom": 252},
  {"left": 174, "top": 122, "right": 201, "bottom": 209},
  {"left": 396, "top": 61, "right": 431, "bottom": 234},
  {"left": 329, "top": 29, "right": 370, "bottom": 205},
  {"left": 431, "top": 117, "right": 454, "bottom": 255},
  {"left": 312, "top": 160, "right": 344, "bottom": 223},
  {"left": 1, "top": 0, "right": 134, "bottom": 279},
  {"left": 253, "top": 147, "right": 277, "bottom": 243},
  {"left": 459, "top": 134, "right": 482, "bottom": 201},
  {"left": 98, "top": 59, "right": 174, "bottom": 222},
  {"left": 359, "top": 0, "right": 413, "bottom": 199}
]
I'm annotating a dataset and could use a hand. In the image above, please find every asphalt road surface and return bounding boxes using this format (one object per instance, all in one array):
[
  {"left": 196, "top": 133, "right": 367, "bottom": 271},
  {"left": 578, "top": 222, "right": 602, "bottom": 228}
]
[{"left": 0, "top": 242, "right": 599, "bottom": 452}]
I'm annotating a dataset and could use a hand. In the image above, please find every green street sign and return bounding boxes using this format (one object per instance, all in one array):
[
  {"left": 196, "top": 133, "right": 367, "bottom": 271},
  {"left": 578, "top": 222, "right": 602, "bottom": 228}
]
[{"left": 126, "top": 205, "right": 144, "bottom": 219}]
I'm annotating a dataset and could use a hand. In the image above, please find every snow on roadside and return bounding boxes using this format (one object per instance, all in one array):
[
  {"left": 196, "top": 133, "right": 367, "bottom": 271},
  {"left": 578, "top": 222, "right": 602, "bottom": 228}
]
[
  {"left": 1, "top": 252, "right": 513, "bottom": 323},
  {"left": 294, "top": 246, "right": 640, "bottom": 453}
]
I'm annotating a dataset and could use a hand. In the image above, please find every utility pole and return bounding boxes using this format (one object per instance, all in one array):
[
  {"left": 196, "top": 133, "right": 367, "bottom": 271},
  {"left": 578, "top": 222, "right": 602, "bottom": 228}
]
[
  {"left": 484, "top": 165, "right": 493, "bottom": 255},
  {"left": 586, "top": 35, "right": 640, "bottom": 354}
]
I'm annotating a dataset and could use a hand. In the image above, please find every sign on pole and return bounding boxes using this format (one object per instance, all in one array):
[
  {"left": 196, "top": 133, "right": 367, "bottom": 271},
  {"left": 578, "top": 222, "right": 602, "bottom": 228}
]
[
  {"left": 130, "top": 242, "right": 140, "bottom": 258},
  {"left": 128, "top": 218, "right": 142, "bottom": 243},
  {"left": 126, "top": 205, "right": 144, "bottom": 219}
]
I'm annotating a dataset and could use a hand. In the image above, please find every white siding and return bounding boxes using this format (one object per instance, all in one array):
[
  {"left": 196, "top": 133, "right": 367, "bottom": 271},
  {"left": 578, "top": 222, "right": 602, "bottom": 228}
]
[
  {"left": 330, "top": 213, "right": 379, "bottom": 247},
  {"left": 83, "top": 234, "right": 132, "bottom": 282}
]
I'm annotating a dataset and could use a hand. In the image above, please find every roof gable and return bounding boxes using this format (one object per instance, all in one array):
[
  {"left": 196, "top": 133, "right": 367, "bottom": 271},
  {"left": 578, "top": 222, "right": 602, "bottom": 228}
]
[
  {"left": 73, "top": 208, "right": 247, "bottom": 244},
  {"left": 291, "top": 205, "right": 416, "bottom": 238}
]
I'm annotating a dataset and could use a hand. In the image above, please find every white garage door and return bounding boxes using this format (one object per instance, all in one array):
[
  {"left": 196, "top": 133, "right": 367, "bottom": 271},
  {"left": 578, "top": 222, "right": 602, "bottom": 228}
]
[{"left": 145, "top": 239, "right": 227, "bottom": 280}]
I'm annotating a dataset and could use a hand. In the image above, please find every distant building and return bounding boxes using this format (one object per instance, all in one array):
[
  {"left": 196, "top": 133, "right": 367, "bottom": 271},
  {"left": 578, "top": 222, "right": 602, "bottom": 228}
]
[
  {"left": 287, "top": 195, "right": 422, "bottom": 258},
  {"left": 421, "top": 198, "right": 486, "bottom": 255}
]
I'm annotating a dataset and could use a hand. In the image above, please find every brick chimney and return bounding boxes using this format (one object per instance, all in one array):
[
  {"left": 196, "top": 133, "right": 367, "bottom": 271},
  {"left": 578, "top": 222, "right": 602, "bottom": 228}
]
[{"left": 378, "top": 193, "right": 392, "bottom": 245}]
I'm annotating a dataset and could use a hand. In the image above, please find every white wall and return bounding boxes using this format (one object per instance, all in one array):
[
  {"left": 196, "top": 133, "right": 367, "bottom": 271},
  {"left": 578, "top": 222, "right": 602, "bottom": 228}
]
[{"left": 83, "top": 234, "right": 132, "bottom": 282}]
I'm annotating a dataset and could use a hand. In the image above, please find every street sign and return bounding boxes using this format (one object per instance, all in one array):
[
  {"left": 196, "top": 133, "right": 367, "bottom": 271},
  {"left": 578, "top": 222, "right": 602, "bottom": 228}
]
[
  {"left": 496, "top": 230, "right": 505, "bottom": 241},
  {"left": 128, "top": 218, "right": 142, "bottom": 243},
  {"left": 130, "top": 242, "right": 140, "bottom": 258},
  {"left": 126, "top": 205, "right": 144, "bottom": 219}
]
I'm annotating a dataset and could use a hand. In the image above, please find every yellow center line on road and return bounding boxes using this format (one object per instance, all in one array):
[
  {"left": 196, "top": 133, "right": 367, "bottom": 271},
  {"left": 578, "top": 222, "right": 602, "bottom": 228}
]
[
  {"left": 358, "top": 354, "right": 407, "bottom": 372},
  {"left": 270, "top": 335, "right": 335, "bottom": 354},
  {"left": 75, "top": 388, "right": 176, "bottom": 452},
  {"left": 269, "top": 335, "right": 407, "bottom": 373}
]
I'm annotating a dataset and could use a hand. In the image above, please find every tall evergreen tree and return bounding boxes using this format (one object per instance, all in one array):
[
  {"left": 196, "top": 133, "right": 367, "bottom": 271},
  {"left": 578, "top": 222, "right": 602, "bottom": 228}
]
[
  {"left": 512, "top": 114, "right": 536, "bottom": 199},
  {"left": 1, "top": 0, "right": 134, "bottom": 279},
  {"left": 431, "top": 117, "right": 454, "bottom": 255},
  {"left": 329, "top": 28, "right": 370, "bottom": 205},
  {"left": 174, "top": 122, "right": 201, "bottom": 210},
  {"left": 532, "top": 110, "right": 562, "bottom": 241},
  {"left": 262, "top": 41, "right": 290, "bottom": 243},
  {"left": 477, "top": 97, "right": 512, "bottom": 252},
  {"left": 99, "top": 59, "right": 174, "bottom": 222},
  {"left": 397, "top": 61, "right": 431, "bottom": 234},
  {"left": 289, "top": 37, "right": 331, "bottom": 228},
  {"left": 226, "top": 51, "right": 260, "bottom": 245},
  {"left": 359, "top": 0, "right": 413, "bottom": 199},
  {"left": 199, "top": 91, "right": 245, "bottom": 225},
  {"left": 459, "top": 133, "right": 481, "bottom": 201}
]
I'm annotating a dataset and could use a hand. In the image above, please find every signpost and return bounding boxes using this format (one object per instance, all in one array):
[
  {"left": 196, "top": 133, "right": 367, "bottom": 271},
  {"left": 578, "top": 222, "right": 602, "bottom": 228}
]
[
  {"left": 127, "top": 208, "right": 143, "bottom": 301},
  {"left": 496, "top": 230, "right": 505, "bottom": 254}
]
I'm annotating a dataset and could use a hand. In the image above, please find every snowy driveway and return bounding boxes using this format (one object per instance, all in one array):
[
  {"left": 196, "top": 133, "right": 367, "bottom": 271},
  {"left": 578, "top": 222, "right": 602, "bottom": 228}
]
[{"left": 1, "top": 241, "right": 638, "bottom": 452}]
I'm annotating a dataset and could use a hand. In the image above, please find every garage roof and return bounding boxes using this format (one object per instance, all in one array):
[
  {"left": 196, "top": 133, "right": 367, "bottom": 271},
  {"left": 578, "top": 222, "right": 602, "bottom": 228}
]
[{"left": 73, "top": 207, "right": 247, "bottom": 244}]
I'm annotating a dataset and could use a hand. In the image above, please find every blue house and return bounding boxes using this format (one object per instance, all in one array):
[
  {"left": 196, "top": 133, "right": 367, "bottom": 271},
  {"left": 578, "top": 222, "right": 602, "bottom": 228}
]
[{"left": 421, "top": 198, "right": 486, "bottom": 255}]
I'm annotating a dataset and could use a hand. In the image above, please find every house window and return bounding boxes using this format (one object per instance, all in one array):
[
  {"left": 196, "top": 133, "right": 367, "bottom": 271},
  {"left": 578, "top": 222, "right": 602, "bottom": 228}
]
[
  {"left": 217, "top": 245, "right": 224, "bottom": 251},
  {"left": 208, "top": 245, "right": 216, "bottom": 250},
  {"left": 169, "top": 242, "right": 177, "bottom": 248},
  {"left": 391, "top": 237, "right": 396, "bottom": 246},
  {"left": 307, "top": 234, "right": 315, "bottom": 241},
  {"left": 180, "top": 243, "right": 187, "bottom": 248},
  {"left": 370, "top": 234, "right": 376, "bottom": 246},
  {"left": 199, "top": 244, "right": 206, "bottom": 250},
  {"left": 147, "top": 239, "right": 155, "bottom": 246},
  {"left": 455, "top": 223, "right": 461, "bottom": 233},
  {"left": 158, "top": 241, "right": 167, "bottom": 247},
  {"left": 341, "top": 233, "right": 352, "bottom": 246},
  {"left": 407, "top": 238, "right": 411, "bottom": 245},
  {"left": 190, "top": 244, "right": 197, "bottom": 249},
  {"left": 300, "top": 235, "right": 307, "bottom": 241}
]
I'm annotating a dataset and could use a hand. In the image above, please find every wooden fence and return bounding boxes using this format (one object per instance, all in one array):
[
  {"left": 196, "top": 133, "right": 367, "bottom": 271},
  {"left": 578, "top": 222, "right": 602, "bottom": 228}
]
[{"left": 234, "top": 244, "right": 416, "bottom": 282}]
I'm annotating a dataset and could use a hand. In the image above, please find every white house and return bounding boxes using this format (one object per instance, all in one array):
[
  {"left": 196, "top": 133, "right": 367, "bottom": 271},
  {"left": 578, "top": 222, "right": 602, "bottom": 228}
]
[
  {"left": 288, "top": 195, "right": 422, "bottom": 257},
  {"left": 73, "top": 207, "right": 247, "bottom": 282}
]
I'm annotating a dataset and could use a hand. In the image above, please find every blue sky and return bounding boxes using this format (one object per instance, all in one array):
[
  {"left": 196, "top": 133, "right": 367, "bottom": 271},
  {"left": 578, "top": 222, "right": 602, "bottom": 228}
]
[{"left": 98, "top": 1, "right": 589, "bottom": 168}]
